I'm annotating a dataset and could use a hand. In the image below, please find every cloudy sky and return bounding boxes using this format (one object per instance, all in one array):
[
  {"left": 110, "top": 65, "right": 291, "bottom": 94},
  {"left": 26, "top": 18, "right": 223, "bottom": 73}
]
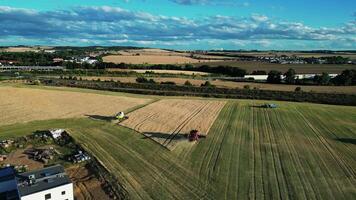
[{"left": 0, "top": 0, "right": 355, "bottom": 50}]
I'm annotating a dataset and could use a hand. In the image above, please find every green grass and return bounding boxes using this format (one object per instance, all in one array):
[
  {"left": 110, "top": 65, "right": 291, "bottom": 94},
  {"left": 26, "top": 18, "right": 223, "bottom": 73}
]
[{"left": 1, "top": 99, "right": 355, "bottom": 199}]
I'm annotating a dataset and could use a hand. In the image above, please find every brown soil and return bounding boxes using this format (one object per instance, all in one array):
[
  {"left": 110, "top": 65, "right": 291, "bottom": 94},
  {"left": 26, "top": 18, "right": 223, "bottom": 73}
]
[
  {"left": 66, "top": 165, "right": 111, "bottom": 200},
  {"left": 0, "top": 146, "right": 44, "bottom": 171}
]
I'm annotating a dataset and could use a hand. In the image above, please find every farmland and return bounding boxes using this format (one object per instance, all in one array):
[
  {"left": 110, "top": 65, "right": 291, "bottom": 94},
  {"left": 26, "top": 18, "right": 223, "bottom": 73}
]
[
  {"left": 102, "top": 48, "right": 224, "bottom": 64},
  {"left": 0, "top": 86, "right": 151, "bottom": 126},
  {"left": 106, "top": 68, "right": 210, "bottom": 75},
  {"left": 194, "top": 60, "right": 356, "bottom": 74},
  {"left": 80, "top": 76, "right": 356, "bottom": 94},
  {"left": 121, "top": 99, "right": 226, "bottom": 150},
  {"left": 0, "top": 85, "right": 355, "bottom": 199}
]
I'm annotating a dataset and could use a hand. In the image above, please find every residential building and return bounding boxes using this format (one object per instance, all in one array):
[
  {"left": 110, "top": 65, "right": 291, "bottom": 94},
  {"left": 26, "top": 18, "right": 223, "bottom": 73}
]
[{"left": 0, "top": 165, "right": 73, "bottom": 200}]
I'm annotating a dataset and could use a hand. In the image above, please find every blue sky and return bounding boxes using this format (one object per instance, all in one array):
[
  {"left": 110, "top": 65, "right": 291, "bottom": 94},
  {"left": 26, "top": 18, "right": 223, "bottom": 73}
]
[{"left": 0, "top": 0, "right": 355, "bottom": 50}]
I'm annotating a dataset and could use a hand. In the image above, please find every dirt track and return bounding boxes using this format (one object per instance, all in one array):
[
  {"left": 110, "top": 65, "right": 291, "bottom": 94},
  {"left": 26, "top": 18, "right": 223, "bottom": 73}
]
[
  {"left": 0, "top": 86, "right": 150, "bottom": 126},
  {"left": 121, "top": 99, "right": 226, "bottom": 150}
]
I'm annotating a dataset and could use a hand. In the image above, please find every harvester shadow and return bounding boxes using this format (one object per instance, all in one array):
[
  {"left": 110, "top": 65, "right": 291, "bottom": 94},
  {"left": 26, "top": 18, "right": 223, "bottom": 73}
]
[
  {"left": 142, "top": 132, "right": 207, "bottom": 140},
  {"left": 335, "top": 138, "right": 356, "bottom": 145},
  {"left": 85, "top": 114, "right": 116, "bottom": 122},
  {"left": 249, "top": 105, "right": 267, "bottom": 108},
  {"left": 142, "top": 132, "right": 187, "bottom": 141}
]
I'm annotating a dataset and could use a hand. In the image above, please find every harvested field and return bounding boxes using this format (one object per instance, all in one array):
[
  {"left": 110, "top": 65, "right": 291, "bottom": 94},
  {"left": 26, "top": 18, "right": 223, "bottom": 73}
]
[
  {"left": 0, "top": 86, "right": 150, "bottom": 126},
  {"left": 80, "top": 76, "right": 356, "bottom": 94},
  {"left": 66, "top": 165, "right": 111, "bottom": 200},
  {"left": 1, "top": 86, "right": 355, "bottom": 200},
  {"left": 103, "top": 54, "right": 222, "bottom": 64},
  {"left": 106, "top": 68, "right": 210, "bottom": 75},
  {"left": 121, "top": 99, "right": 226, "bottom": 150}
]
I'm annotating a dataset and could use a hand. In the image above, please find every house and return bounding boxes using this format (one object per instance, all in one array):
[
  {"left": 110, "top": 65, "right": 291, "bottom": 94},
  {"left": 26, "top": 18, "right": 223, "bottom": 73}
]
[
  {"left": 49, "top": 129, "right": 65, "bottom": 139},
  {"left": 0, "top": 167, "right": 19, "bottom": 200},
  {"left": 0, "top": 165, "right": 74, "bottom": 200},
  {"left": 52, "top": 58, "right": 64, "bottom": 63}
]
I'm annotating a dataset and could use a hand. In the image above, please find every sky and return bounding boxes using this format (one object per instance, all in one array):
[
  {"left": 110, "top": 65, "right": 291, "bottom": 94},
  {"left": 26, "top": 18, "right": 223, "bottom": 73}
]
[{"left": 0, "top": 0, "right": 355, "bottom": 50}]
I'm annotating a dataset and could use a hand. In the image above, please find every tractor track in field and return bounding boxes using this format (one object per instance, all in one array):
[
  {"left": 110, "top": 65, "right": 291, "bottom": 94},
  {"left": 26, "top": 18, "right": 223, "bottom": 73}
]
[
  {"left": 248, "top": 105, "right": 256, "bottom": 199},
  {"left": 270, "top": 109, "right": 311, "bottom": 199},
  {"left": 87, "top": 127, "right": 214, "bottom": 200},
  {"left": 253, "top": 106, "right": 265, "bottom": 200},
  {"left": 270, "top": 109, "right": 320, "bottom": 199},
  {"left": 195, "top": 102, "right": 232, "bottom": 195},
  {"left": 164, "top": 102, "right": 208, "bottom": 148},
  {"left": 296, "top": 107, "right": 356, "bottom": 198},
  {"left": 228, "top": 104, "right": 244, "bottom": 199},
  {"left": 303, "top": 107, "right": 356, "bottom": 165},
  {"left": 290, "top": 107, "right": 348, "bottom": 199},
  {"left": 98, "top": 131, "right": 209, "bottom": 200},
  {"left": 295, "top": 108, "right": 356, "bottom": 180},
  {"left": 261, "top": 109, "right": 285, "bottom": 200}
]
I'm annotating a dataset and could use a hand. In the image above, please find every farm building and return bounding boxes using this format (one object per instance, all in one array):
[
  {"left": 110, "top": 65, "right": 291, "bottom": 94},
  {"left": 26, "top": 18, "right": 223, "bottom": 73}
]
[{"left": 49, "top": 129, "right": 65, "bottom": 139}]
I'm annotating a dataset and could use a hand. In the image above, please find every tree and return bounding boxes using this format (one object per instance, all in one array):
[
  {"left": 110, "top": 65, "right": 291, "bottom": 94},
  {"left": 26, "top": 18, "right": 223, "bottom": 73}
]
[
  {"left": 284, "top": 68, "right": 296, "bottom": 84},
  {"left": 201, "top": 81, "right": 214, "bottom": 87},
  {"left": 267, "top": 70, "right": 282, "bottom": 83},
  {"left": 331, "top": 70, "right": 356, "bottom": 85},
  {"left": 295, "top": 87, "right": 302, "bottom": 92},
  {"left": 251, "top": 70, "right": 267, "bottom": 75},
  {"left": 243, "top": 85, "right": 251, "bottom": 90},
  {"left": 184, "top": 80, "right": 193, "bottom": 86},
  {"left": 313, "top": 72, "right": 330, "bottom": 85}
]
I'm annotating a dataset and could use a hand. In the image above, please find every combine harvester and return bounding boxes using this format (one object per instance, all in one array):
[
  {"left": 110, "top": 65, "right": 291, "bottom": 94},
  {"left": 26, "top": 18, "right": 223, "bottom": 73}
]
[
  {"left": 187, "top": 130, "right": 206, "bottom": 142},
  {"left": 113, "top": 111, "right": 129, "bottom": 123},
  {"left": 262, "top": 103, "right": 278, "bottom": 108}
]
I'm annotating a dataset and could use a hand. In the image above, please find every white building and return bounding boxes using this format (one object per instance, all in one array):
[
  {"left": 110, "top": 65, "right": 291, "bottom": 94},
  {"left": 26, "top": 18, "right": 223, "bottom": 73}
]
[
  {"left": 0, "top": 165, "right": 74, "bottom": 200},
  {"left": 49, "top": 129, "right": 65, "bottom": 139}
]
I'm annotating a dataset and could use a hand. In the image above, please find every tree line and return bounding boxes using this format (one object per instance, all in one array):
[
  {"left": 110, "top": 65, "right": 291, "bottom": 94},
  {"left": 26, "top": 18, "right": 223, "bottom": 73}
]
[
  {"left": 265, "top": 69, "right": 356, "bottom": 86},
  {"left": 40, "top": 78, "right": 356, "bottom": 106}
]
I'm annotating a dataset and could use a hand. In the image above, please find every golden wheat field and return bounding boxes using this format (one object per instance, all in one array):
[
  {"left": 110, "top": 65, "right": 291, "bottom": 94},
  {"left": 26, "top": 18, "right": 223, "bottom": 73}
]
[
  {"left": 0, "top": 86, "right": 150, "bottom": 126},
  {"left": 120, "top": 99, "right": 226, "bottom": 150},
  {"left": 103, "top": 55, "right": 206, "bottom": 64}
]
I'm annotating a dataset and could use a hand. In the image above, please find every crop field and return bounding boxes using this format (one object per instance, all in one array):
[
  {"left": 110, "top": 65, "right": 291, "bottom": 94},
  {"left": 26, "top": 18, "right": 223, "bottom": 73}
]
[
  {"left": 106, "top": 68, "right": 210, "bottom": 75},
  {"left": 80, "top": 76, "right": 356, "bottom": 94},
  {"left": 1, "top": 86, "right": 355, "bottom": 200},
  {"left": 121, "top": 99, "right": 226, "bottom": 150},
  {"left": 103, "top": 48, "right": 224, "bottom": 64},
  {"left": 0, "top": 86, "right": 151, "bottom": 126}
]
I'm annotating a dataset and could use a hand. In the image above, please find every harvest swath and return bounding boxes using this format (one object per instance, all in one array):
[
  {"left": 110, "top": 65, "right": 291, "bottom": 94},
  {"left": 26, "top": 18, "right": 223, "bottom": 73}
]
[
  {"left": 1, "top": 86, "right": 355, "bottom": 199},
  {"left": 121, "top": 99, "right": 226, "bottom": 150}
]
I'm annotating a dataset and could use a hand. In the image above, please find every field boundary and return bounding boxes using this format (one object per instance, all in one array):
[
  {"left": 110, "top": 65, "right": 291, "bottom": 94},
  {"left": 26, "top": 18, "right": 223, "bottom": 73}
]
[{"left": 41, "top": 78, "right": 356, "bottom": 106}]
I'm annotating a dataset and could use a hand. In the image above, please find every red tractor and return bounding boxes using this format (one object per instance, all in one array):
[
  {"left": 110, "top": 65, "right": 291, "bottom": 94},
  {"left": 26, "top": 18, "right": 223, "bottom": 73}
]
[{"left": 188, "top": 130, "right": 200, "bottom": 142}]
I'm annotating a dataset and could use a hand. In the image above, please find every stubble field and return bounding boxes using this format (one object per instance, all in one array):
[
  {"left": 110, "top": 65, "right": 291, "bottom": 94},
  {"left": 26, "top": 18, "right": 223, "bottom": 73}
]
[
  {"left": 0, "top": 85, "right": 355, "bottom": 200},
  {"left": 121, "top": 99, "right": 226, "bottom": 150}
]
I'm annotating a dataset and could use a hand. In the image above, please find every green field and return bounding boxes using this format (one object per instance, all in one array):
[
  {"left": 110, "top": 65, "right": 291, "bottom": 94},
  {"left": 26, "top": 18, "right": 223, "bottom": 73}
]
[{"left": 1, "top": 94, "right": 355, "bottom": 199}]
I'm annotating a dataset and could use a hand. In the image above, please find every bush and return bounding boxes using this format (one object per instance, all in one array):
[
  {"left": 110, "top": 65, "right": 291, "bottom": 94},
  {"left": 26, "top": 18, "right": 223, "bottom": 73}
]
[
  {"left": 136, "top": 77, "right": 156, "bottom": 84},
  {"left": 295, "top": 87, "right": 302, "bottom": 92},
  {"left": 184, "top": 80, "right": 193, "bottom": 86},
  {"left": 244, "top": 85, "right": 251, "bottom": 90},
  {"left": 201, "top": 81, "right": 214, "bottom": 87},
  {"left": 161, "top": 81, "right": 176, "bottom": 85}
]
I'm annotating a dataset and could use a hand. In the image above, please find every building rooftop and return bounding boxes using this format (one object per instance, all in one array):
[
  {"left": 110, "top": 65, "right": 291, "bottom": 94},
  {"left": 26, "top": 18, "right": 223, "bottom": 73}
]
[
  {"left": 0, "top": 167, "right": 20, "bottom": 200},
  {"left": 16, "top": 165, "right": 71, "bottom": 197}
]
